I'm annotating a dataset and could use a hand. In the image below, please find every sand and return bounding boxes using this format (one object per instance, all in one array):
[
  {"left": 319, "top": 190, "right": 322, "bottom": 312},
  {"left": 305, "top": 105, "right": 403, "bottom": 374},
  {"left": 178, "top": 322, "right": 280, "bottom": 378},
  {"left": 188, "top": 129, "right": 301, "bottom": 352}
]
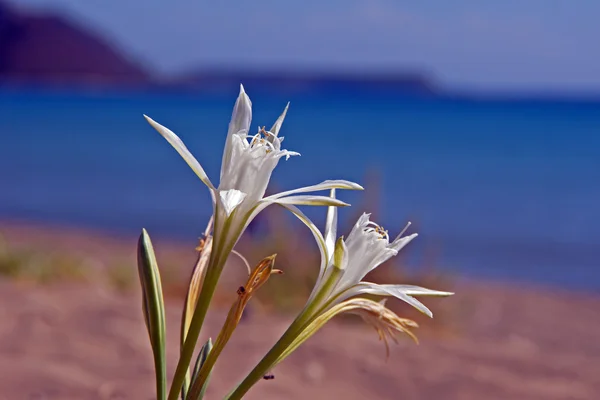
[{"left": 0, "top": 221, "right": 599, "bottom": 399}]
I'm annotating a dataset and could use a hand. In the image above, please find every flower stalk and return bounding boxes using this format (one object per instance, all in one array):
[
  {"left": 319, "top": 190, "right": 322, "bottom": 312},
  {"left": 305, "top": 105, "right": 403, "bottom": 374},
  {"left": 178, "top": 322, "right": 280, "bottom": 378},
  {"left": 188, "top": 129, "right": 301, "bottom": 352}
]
[
  {"left": 135, "top": 85, "right": 452, "bottom": 400},
  {"left": 225, "top": 191, "right": 453, "bottom": 399},
  {"left": 144, "top": 86, "right": 361, "bottom": 400},
  {"left": 168, "top": 243, "right": 228, "bottom": 400},
  {"left": 179, "top": 218, "right": 213, "bottom": 399},
  {"left": 186, "top": 254, "right": 281, "bottom": 400}
]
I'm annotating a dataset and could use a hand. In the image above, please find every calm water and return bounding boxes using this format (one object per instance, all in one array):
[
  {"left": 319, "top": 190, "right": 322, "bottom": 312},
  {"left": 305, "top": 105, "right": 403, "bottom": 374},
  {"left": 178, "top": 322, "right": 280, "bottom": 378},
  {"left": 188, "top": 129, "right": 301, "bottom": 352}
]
[{"left": 1, "top": 86, "right": 599, "bottom": 290}]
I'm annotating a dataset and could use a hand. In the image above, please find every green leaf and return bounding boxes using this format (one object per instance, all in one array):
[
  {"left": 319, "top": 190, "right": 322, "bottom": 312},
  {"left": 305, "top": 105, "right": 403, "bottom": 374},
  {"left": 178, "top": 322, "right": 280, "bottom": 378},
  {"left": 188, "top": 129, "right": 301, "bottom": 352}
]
[
  {"left": 188, "top": 338, "right": 213, "bottom": 400},
  {"left": 137, "top": 229, "right": 167, "bottom": 400}
]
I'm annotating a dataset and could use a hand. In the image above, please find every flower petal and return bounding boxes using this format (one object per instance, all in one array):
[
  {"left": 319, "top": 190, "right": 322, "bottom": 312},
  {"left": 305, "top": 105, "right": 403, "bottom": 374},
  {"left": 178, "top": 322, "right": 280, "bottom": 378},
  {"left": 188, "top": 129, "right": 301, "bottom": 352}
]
[
  {"left": 390, "top": 220, "right": 419, "bottom": 252},
  {"left": 324, "top": 189, "right": 338, "bottom": 257},
  {"left": 263, "top": 180, "right": 363, "bottom": 202},
  {"left": 338, "top": 282, "right": 438, "bottom": 318},
  {"left": 144, "top": 115, "right": 215, "bottom": 190},
  {"left": 276, "top": 203, "right": 328, "bottom": 278},
  {"left": 230, "top": 84, "right": 252, "bottom": 137},
  {"left": 219, "top": 189, "right": 247, "bottom": 217},
  {"left": 221, "top": 84, "right": 252, "bottom": 180},
  {"left": 376, "top": 284, "right": 454, "bottom": 297},
  {"left": 347, "top": 213, "right": 371, "bottom": 239},
  {"left": 273, "top": 195, "right": 350, "bottom": 207},
  {"left": 269, "top": 102, "right": 289, "bottom": 137}
]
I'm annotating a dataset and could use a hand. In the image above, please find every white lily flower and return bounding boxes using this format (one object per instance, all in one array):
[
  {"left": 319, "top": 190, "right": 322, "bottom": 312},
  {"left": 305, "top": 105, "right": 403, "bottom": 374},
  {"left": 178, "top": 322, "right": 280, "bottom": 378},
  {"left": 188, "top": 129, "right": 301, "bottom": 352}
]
[
  {"left": 227, "top": 191, "right": 454, "bottom": 399},
  {"left": 143, "top": 85, "right": 363, "bottom": 268},
  {"left": 147, "top": 86, "right": 364, "bottom": 400},
  {"left": 281, "top": 189, "right": 454, "bottom": 319}
]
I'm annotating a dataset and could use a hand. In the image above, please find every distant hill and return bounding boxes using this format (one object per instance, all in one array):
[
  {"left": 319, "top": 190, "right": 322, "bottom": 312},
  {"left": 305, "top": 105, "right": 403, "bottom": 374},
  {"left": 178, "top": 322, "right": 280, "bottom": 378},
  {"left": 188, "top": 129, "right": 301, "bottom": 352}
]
[
  {"left": 0, "top": 2, "right": 436, "bottom": 94},
  {"left": 0, "top": 2, "right": 148, "bottom": 85}
]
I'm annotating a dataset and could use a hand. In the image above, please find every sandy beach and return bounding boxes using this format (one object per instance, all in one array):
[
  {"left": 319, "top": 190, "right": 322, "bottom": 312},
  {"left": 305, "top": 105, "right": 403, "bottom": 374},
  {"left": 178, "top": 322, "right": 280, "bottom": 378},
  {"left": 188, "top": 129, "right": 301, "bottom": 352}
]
[{"left": 1, "top": 221, "right": 599, "bottom": 400}]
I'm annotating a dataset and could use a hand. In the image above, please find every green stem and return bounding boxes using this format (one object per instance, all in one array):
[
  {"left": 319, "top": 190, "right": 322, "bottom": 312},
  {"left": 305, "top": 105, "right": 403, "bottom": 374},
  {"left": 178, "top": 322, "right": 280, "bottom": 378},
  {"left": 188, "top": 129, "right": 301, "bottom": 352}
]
[
  {"left": 225, "top": 266, "right": 343, "bottom": 399},
  {"left": 224, "top": 313, "right": 308, "bottom": 400},
  {"left": 169, "top": 207, "right": 250, "bottom": 400},
  {"left": 167, "top": 251, "right": 223, "bottom": 400},
  {"left": 186, "top": 305, "right": 235, "bottom": 399},
  {"left": 167, "top": 210, "right": 229, "bottom": 400}
]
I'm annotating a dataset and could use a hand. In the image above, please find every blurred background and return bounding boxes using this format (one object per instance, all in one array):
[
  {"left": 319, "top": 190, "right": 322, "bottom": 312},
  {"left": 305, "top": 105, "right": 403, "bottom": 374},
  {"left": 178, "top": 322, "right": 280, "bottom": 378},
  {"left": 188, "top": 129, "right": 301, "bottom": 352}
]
[{"left": 0, "top": 1, "right": 599, "bottom": 399}]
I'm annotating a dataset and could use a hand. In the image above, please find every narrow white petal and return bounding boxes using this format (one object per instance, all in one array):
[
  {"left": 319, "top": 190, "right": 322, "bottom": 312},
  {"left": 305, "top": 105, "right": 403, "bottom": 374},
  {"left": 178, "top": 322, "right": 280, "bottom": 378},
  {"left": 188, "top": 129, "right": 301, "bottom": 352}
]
[
  {"left": 219, "top": 189, "right": 247, "bottom": 216},
  {"left": 269, "top": 102, "right": 290, "bottom": 137},
  {"left": 338, "top": 283, "right": 435, "bottom": 318},
  {"left": 144, "top": 115, "right": 215, "bottom": 189},
  {"left": 386, "top": 290, "right": 432, "bottom": 317},
  {"left": 221, "top": 84, "right": 252, "bottom": 180},
  {"left": 230, "top": 84, "right": 252, "bottom": 137},
  {"left": 371, "top": 285, "right": 433, "bottom": 317},
  {"left": 375, "top": 284, "right": 454, "bottom": 297},
  {"left": 282, "top": 150, "right": 301, "bottom": 160},
  {"left": 273, "top": 195, "right": 350, "bottom": 207},
  {"left": 390, "top": 233, "right": 418, "bottom": 252},
  {"left": 263, "top": 180, "right": 363, "bottom": 202},
  {"left": 324, "top": 189, "right": 338, "bottom": 256},
  {"left": 348, "top": 213, "right": 371, "bottom": 239},
  {"left": 277, "top": 203, "right": 328, "bottom": 277}
]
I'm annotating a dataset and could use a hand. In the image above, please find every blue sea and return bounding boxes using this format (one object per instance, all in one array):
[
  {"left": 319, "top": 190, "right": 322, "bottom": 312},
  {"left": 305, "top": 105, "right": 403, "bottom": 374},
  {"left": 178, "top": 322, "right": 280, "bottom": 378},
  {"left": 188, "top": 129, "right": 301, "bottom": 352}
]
[{"left": 1, "top": 85, "right": 599, "bottom": 290}]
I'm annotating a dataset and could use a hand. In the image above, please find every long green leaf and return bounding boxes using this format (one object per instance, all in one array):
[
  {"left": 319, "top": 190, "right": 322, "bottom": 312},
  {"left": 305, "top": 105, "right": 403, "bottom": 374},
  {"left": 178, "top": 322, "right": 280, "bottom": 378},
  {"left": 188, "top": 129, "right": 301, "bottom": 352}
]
[{"left": 137, "top": 229, "right": 167, "bottom": 400}]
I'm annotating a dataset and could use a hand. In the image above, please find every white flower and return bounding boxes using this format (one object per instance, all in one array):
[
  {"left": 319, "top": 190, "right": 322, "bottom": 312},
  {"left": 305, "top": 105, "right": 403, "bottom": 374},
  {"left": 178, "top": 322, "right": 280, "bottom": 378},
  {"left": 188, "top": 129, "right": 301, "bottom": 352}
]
[
  {"left": 282, "top": 189, "right": 453, "bottom": 319},
  {"left": 143, "top": 85, "right": 362, "bottom": 269},
  {"left": 227, "top": 192, "right": 454, "bottom": 398}
]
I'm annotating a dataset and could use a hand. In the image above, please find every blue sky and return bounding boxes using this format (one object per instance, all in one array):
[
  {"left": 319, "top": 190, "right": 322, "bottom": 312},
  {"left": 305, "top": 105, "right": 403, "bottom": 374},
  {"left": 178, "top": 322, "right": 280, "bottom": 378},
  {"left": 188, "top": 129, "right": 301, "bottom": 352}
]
[{"left": 13, "top": 0, "right": 600, "bottom": 92}]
